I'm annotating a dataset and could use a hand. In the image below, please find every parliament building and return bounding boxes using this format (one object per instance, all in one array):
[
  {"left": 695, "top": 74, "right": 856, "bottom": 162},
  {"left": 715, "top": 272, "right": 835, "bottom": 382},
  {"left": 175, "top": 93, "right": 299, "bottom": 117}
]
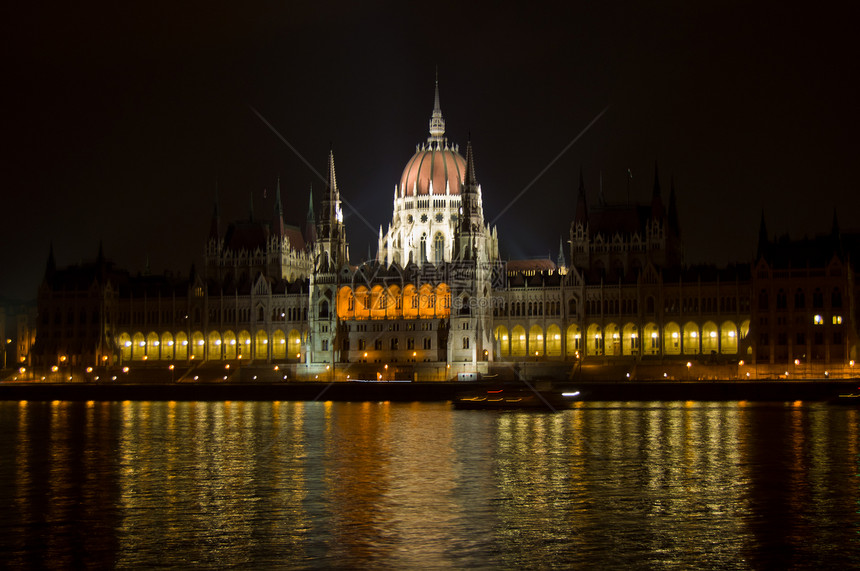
[{"left": 26, "top": 83, "right": 860, "bottom": 381}]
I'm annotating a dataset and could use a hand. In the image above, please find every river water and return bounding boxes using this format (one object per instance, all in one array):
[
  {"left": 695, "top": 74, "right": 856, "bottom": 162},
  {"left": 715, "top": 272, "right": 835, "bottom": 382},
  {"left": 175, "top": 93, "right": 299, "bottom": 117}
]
[{"left": 1, "top": 399, "right": 858, "bottom": 569}]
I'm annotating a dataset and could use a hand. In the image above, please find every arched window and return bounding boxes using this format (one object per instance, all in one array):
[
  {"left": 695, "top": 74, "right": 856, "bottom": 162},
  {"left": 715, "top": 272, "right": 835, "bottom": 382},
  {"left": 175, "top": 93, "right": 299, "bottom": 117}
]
[
  {"left": 434, "top": 232, "right": 445, "bottom": 264},
  {"left": 320, "top": 300, "right": 329, "bottom": 318},
  {"left": 832, "top": 288, "right": 842, "bottom": 308},
  {"left": 794, "top": 289, "right": 805, "bottom": 309},
  {"left": 420, "top": 233, "right": 427, "bottom": 263}
]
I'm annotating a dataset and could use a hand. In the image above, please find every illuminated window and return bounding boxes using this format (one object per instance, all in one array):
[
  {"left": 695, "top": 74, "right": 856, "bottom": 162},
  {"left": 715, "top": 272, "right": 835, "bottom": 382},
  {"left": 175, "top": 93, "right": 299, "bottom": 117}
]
[
  {"left": 813, "top": 315, "right": 823, "bottom": 325},
  {"left": 832, "top": 315, "right": 842, "bottom": 325}
]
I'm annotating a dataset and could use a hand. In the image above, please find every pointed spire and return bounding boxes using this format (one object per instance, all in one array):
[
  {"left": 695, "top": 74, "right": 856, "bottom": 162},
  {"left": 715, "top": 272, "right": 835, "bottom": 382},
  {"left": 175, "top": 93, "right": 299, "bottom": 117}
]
[
  {"left": 463, "top": 138, "right": 478, "bottom": 186},
  {"left": 44, "top": 241, "right": 56, "bottom": 280},
  {"left": 651, "top": 161, "right": 665, "bottom": 219},
  {"left": 428, "top": 71, "right": 446, "bottom": 143},
  {"left": 306, "top": 185, "right": 315, "bottom": 222},
  {"left": 668, "top": 177, "right": 680, "bottom": 238},
  {"left": 272, "top": 176, "right": 285, "bottom": 237},
  {"left": 557, "top": 236, "right": 567, "bottom": 269},
  {"left": 327, "top": 149, "right": 338, "bottom": 197},
  {"left": 574, "top": 167, "right": 588, "bottom": 225},
  {"left": 831, "top": 207, "right": 843, "bottom": 259},
  {"left": 209, "top": 178, "right": 220, "bottom": 240},
  {"left": 274, "top": 176, "right": 283, "bottom": 216},
  {"left": 756, "top": 209, "right": 769, "bottom": 260},
  {"left": 303, "top": 184, "right": 317, "bottom": 245}
]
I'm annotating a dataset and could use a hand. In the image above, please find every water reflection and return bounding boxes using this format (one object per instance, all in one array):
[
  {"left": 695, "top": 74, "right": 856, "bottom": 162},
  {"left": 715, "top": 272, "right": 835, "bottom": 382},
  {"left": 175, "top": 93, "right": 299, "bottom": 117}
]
[{"left": 0, "top": 401, "right": 858, "bottom": 567}]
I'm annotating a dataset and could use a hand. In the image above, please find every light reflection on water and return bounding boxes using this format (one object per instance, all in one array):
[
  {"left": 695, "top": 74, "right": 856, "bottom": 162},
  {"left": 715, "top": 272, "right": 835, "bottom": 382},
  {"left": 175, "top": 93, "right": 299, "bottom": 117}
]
[{"left": 0, "top": 400, "right": 858, "bottom": 568}]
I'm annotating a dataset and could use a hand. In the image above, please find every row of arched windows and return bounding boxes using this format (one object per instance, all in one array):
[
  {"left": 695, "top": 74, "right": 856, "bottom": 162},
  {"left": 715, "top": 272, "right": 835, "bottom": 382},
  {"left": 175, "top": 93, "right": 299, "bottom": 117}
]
[
  {"left": 336, "top": 284, "right": 451, "bottom": 320},
  {"left": 493, "top": 320, "right": 750, "bottom": 358},
  {"left": 116, "top": 329, "right": 305, "bottom": 362},
  {"left": 760, "top": 287, "right": 843, "bottom": 311}
]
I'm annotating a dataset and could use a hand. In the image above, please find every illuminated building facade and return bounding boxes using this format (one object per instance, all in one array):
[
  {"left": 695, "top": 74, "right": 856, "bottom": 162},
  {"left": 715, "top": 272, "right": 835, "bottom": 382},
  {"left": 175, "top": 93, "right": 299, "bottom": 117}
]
[{"left": 26, "top": 83, "right": 860, "bottom": 380}]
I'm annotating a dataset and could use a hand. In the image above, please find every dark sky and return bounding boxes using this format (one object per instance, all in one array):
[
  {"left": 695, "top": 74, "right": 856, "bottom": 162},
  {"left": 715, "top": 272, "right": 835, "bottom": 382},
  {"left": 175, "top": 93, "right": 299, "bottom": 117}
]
[{"left": 3, "top": 1, "right": 858, "bottom": 300}]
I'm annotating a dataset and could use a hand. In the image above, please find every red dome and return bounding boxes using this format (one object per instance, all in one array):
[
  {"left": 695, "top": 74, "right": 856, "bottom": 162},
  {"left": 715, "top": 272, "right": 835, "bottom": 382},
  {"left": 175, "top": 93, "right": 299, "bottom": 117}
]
[{"left": 400, "top": 145, "right": 466, "bottom": 197}]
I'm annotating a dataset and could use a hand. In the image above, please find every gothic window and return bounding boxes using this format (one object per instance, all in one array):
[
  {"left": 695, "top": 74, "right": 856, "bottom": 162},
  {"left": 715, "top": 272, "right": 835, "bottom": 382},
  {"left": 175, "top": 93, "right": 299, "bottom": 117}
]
[
  {"left": 320, "top": 300, "right": 329, "bottom": 318},
  {"left": 434, "top": 232, "right": 445, "bottom": 264},
  {"left": 358, "top": 339, "right": 366, "bottom": 350},
  {"left": 423, "top": 337, "right": 431, "bottom": 349},
  {"left": 794, "top": 289, "right": 805, "bottom": 309},
  {"left": 813, "top": 289, "right": 824, "bottom": 309},
  {"left": 832, "top": 288, "right": 842, "bottom": 308},
  {"left": 463, "top": 337, "right": 470, "bottom": 349},
  {"left": 776, "top": 289, "right": 787, "bottom": 310},
  {"left": 390, "top": 338, "right": 399, "bottom": 350},
  {"left": 758, "top": 290, "right": 768, "bottom": 311},
  {"left": 420, "top": 233, "right": 427, "bottom": 262},
  {"left": 375, "top": 339, "right": 382, "bottom": 350},
  {"left": 407, "top": 337, "right": 415, "bottom": 350}
]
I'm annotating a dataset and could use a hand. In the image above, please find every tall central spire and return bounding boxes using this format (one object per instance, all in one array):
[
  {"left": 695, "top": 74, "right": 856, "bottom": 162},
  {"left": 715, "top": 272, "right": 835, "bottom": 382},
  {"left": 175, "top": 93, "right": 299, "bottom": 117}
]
[{"left": 428, "top": 71, "right": 446, "bottom": 144}]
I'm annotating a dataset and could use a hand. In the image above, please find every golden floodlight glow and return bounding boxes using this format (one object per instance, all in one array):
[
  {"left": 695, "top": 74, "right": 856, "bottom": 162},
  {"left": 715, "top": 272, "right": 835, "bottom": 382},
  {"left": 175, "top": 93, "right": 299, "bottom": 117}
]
[{"left": 52, "top": 366, "right": 59, "bottom": 372}]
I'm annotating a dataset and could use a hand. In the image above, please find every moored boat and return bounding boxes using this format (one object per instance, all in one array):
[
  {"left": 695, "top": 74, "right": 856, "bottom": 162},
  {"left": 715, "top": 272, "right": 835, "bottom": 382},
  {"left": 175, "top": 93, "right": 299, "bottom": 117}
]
[{"left": 452, "top": 388, "right": 580, "bottom": 410}]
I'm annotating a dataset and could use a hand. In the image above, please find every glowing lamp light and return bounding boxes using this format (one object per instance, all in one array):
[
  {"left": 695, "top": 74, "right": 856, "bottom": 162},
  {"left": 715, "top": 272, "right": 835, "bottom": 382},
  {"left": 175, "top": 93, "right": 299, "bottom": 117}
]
[
  {"left": 154, "top": 341, "right": 160, "bottom": 346},
  {"left": 728, "top": 331, "right": 735, "bottom": 338},
  {"left": 690, "top": 332, "right": 697, "bottom": 338},
  {"left": 672, "top": 332, "right": 678, "bottom": 339},
  {"left": 263, "top": 339, "right": 268, "bottom": 344},
  {"left": 555, "top": 334, "right": 561, "bottom": 340},
  {"left": 274, "top": 366, "right": 279, "bottom": 371},
  {"left": 794, "top": 359, "right": 800, "bottom": 365},
  {"left": 86, "top": 367, "right": 92, "bottom": 373},
  {"left": 225, "top": 364, "right": 230, "bottom": 369},
  {"left": 296, "top": 353, "right": 300, "bottom": 358},
  {"left": 326, "top": 365, "right": 330, "bottom": 370},
  {"left": 60, "top": 355, "right": 67, "bottom": 362},
  {"left": 103, "top": 355, "right": 108, "bottom": 361},
  {"left": 245, "top": 340, "right": 251, "bottom": 345},
  {"left": 502, "top": 335, "right": 508, "bottom": 341},
  {"left": 739, "top": 360, "right": 745, "bottom": 366},
  {"left": 169, "top": 365, "right": 174, "bottom": 370},
  {"left": 280, "top": 339, "right": 286, "bottom": 344},
  {"left": 520, "top": 335, "right": 525, "bottom": 340},
  {"left": 198, "top": 340, "right": 204, "bottom": 346},
  {"left": 19, "top": 367, "right": 26, "bottom": 374},
  {"left": 124, "top": 341, "right": 132, "bottom": 347},
  {"left": 651, "top": 332, "right": 658, "bottom": 338},
  {"left": 52, "top": 365, "right": 59, "bottom": 372},
  {"left": 168, "top": 341, "right": 174, "bottom": 346},
  {"left": 686, "top": 362, "right": 691, "bottom": 368},
  {"left": 216, "top": 340, "right": 222, "bottom": 345},
  {"left": 122, "top": 367, "right": 129, "bottom": 373},
  {"left": 139, "top": 342, "right": 145, "bottom": 347},
  {"left": 537, "top": 335, "right": 543, "bottom": 340},
  {"left": 709, "top": 331, "right": 717, "bottom": 338},
  {"left": 182, "top": 340, "right": 188, "bottom": 346}
]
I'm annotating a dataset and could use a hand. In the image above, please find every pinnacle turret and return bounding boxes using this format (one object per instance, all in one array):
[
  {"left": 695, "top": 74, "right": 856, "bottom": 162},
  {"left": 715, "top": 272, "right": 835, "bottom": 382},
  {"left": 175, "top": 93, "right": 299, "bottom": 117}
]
[{"left": 428, "top": 75, "right": 446, "bottom": 144}]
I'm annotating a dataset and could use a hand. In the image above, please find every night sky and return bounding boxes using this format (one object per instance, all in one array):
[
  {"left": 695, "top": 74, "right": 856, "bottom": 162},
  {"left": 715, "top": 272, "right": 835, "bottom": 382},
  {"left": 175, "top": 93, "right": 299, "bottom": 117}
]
[{"left": 3, "top": 2, "right": 858, "bottom": 300}]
